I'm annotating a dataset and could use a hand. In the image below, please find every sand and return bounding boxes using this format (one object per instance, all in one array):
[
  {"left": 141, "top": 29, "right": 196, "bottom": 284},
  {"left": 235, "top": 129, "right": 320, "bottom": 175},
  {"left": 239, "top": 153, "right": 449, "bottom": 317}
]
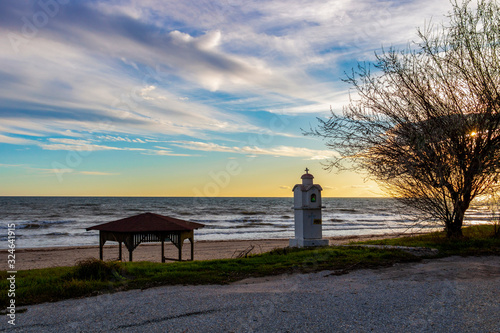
[{"left": 1, "top": 233, "right": 412, "bottom": 271}]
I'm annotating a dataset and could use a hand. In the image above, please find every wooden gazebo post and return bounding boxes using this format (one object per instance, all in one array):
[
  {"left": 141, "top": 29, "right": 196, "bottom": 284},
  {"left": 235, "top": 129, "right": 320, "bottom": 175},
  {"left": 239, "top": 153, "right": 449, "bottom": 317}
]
[
  {"left": 161, "top": 236, "right": 165, "bottom": 263},
  {"left": 190, "top": 236, "right": 194, "bottom": 261},
  {"left": 178, "top": 242, "right": 182, "bottom": 261},
  {"left": 99, "top": 231, "right": 105, "bottom": 260}
]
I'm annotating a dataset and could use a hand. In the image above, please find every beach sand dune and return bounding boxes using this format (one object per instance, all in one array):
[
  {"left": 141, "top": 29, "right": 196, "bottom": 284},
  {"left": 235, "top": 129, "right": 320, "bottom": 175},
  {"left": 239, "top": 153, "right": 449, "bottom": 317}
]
[{"left": 1, "top": 234, "right": 408, "bottom": 270}]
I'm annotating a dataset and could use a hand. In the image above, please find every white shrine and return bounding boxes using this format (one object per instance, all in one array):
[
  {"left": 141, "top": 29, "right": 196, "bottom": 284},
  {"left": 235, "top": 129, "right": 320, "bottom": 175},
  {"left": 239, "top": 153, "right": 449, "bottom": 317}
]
[{"left": 289, "top": 168, "right": 329, "bottom": 247}]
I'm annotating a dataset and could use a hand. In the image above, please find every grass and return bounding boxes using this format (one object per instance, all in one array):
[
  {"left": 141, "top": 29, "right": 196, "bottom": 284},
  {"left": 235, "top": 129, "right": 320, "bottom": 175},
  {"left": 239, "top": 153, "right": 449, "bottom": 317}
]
[
  {"left": 358, "top": 224, "right": 500, "bottom": 257},
  {"left": 1, "top": 224, "right": 498, "bottom": 308},
  {"left": 0, "top": 247, "right": 417, "bottom": 307}
]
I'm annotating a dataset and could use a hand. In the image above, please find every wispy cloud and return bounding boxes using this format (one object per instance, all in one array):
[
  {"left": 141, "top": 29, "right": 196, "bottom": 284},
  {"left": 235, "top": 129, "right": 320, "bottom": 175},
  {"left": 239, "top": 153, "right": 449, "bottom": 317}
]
[
  {"left": 34, "top": 138, "right": 196, "bottom": 157},
  {"left": 38, "top": 138, "right": 147, "bottom": 152},
  {"left": 32, "top": 168, "right": 119, "bottom": 176},
  {"left": 0, "top": 134, "right": 36, "bottom": 145},
  {"left": 79, "top": 171, "right": 119, "bottom": 176},
  {"left": 349, "top": 185, "right": 373, "bottom": 189},
  {"left": 144, "top": 146, "right": 195, "bottom": 157},
  {"left": 97, "top": 135, "right": 147, "bottom": 143},
  {"left": 0, "top": 163, "right": 24, "bottom": 168},
  {"left": 171, "top": 140, "right": 339, "bottom": 159}
]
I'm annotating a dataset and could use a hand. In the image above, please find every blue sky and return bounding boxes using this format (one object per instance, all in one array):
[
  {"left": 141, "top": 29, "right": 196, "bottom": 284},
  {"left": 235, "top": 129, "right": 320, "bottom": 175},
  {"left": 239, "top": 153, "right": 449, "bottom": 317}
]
[{"left": 0, "top": 0, "right": 452, "bottom": 197}]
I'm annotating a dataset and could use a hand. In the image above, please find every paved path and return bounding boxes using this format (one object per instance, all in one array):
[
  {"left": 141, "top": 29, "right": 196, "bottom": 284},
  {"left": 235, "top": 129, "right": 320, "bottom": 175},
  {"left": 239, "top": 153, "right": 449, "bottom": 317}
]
[{"left": 2, "top": 256, "right": 499, "bottom": 332}]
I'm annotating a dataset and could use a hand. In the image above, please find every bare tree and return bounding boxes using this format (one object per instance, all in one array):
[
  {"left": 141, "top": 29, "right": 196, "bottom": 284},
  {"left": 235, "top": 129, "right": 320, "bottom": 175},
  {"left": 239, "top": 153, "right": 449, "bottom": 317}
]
[{"left": 309, "top": 0, "right": 500, "bottom": 237}]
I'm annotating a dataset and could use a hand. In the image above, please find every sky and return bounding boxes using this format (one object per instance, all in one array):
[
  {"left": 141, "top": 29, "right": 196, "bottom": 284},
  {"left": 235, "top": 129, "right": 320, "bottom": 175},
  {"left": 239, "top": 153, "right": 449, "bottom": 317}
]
[{"left": 0, "top": 0, "right": 453, "bottom": 197}]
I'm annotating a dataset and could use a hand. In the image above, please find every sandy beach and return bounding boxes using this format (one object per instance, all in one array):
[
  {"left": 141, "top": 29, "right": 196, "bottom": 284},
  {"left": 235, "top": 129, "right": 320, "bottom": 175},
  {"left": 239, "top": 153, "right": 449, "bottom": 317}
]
[{"left": 1, "top": 233, "right": 410, "bottom": 271}]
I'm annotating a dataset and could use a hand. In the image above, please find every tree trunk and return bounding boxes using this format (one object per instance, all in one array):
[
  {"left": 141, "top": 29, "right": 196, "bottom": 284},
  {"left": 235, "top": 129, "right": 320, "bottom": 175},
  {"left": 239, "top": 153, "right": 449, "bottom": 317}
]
[
  {"left": 446, "top": 200, "right": 468, "bottom": 238},
  {"left": 446, "top": 222, "right": 463, "bottom": 238}
]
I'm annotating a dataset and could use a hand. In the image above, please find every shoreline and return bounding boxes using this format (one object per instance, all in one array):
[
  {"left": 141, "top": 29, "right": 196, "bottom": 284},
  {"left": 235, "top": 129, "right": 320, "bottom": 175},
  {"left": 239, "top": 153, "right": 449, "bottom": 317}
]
[{"left": 1, "top": 232, "right": 418, "bottom": 271}]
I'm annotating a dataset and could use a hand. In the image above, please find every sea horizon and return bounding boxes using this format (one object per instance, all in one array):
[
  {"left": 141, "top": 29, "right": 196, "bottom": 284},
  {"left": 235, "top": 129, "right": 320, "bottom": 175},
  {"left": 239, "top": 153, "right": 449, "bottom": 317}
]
[{"left": 0, "top": 196, "right": 490, "bottom": 250}]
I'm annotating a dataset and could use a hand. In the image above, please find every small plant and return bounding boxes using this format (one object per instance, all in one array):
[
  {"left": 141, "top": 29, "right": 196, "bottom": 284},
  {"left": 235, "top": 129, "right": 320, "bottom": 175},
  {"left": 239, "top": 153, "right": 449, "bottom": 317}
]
[{"left": 73, "top": 258, "right": 122, "bottom": 281}]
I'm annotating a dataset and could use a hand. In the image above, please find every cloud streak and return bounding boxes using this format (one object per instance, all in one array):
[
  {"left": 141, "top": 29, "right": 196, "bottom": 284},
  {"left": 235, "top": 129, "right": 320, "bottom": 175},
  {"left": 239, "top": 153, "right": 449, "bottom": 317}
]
[
  {"left": 79, "top": 171, "right": 119, "bottom": 176},
  {"left": 171, "top": 140, "right": 339, "bottom": 159},
  {"left": 38, "top": 139, "right": 148, "bottom": 152},
  {"left": 0, "top": 134, "right": 36, "bottom": 145}
]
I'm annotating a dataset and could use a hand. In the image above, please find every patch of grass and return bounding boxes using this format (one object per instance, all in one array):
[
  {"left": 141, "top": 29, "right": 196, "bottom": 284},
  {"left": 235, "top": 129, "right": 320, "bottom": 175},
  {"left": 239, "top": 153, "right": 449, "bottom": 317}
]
[
  {"left": 1, "top": 224, "right": 498, "bottom": 307},
  {"left": 0, "top": 246, "right": 417, "bottom": 307},
  {"left": 357, "top": 224, "right": 500, "bottom": 257},
  {"left": 122, "top": 246, "right": 416, "bottom": 289}
]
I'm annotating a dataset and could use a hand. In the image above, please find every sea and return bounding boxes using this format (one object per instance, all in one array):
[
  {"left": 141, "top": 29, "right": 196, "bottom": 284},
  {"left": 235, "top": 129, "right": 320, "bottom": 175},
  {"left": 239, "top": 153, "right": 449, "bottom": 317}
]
[{"left": 0, "top": 196, "right": 493, "bottom": 249}]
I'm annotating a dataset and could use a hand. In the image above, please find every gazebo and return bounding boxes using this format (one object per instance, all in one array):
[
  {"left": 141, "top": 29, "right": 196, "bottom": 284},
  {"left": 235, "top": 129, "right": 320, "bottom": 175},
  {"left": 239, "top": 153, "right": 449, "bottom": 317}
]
[{"left": 86, "top": 212, "right": 205, "bottom": 263}]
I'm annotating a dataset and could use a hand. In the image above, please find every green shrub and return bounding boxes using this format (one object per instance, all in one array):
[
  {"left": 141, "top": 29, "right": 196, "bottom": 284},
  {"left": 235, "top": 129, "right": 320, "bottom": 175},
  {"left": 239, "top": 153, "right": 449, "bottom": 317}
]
[{"left": 72, "top": 258, "right": 121, "bottom": 281}]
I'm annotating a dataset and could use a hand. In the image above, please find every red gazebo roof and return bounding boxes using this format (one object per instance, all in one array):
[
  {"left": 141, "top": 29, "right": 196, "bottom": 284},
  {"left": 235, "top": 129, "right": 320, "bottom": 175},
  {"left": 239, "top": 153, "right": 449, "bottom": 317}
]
[{"left": 86, "top": 212, "right": 205, "bottom": 233}]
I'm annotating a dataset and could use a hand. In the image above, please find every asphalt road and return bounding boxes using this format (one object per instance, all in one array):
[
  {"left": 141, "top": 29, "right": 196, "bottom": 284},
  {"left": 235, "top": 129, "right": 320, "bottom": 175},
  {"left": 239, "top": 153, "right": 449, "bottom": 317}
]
[{"left": 2, "top": 256, "right": 499, "bottom": 332}]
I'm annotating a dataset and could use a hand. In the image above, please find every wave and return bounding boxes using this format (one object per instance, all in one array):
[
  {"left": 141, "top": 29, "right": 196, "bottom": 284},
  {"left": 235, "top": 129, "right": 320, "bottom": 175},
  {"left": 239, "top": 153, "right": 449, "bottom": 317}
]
[
  {"left": 324, "top": 225, "right": 406, "bottom": 231},
  {"left": 18, "top": 223, "right": 44, "bottom": 229},
  {"left": 355, "top": 219, "right": 392, "bottom": 223},
  {"left": 326, "top": 222, "right": 390, "bottom": 228},
  {"left": 16, "top": 220, "right": 75, "bottom": 229},
  {"left": 333, "top": 208, "right": 358, "bottom": 213},
  {"left": 46, "top": 214, "right": 63, "bottom": 218},
  {"left": 232, "top": 222, "right": 276, "bottom": 229},
  {"left": 238, "top": 218, "right": 264, "bottom": 223},
  {"left": 128, "top": 209, "right": 149, "bottom": 213},
  {"left": 200, "top": 229, "right": 289, "bottom": 236},
  {"left": 45, "top": 232, "right": 69, "bottom": 236},
  {"left": 75, "top": 202, "right": 103, "bottom": 206},
  {"left": 175, "top": 211, "right": 195, "bottom": 216},
  {"left": 239, "top": 211, "right": 267, "bottom": 216},
  {"left": 90, "top": 212, "right": 120, "bottom": 216}
]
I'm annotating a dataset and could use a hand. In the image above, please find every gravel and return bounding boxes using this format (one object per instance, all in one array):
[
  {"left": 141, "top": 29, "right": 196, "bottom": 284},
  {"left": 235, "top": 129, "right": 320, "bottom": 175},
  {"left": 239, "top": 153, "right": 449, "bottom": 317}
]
[{"left": 1, "top": 256, "right": 499, "bottom": 333}]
